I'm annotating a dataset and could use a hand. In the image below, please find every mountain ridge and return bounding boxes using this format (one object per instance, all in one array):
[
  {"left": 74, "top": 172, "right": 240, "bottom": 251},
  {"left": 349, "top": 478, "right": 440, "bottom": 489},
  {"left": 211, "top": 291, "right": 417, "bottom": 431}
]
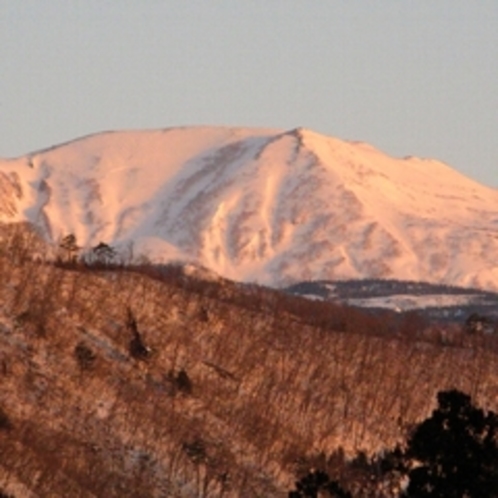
[{"left": 1, "top": 126, "right": 498, "bottom": 290}]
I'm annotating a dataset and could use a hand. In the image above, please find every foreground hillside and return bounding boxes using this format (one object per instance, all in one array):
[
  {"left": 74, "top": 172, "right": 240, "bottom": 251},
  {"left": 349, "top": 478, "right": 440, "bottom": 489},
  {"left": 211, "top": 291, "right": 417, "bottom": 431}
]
[
  {"left": 1, "top": 126, "right": 498, "bottom": 290},
  {"left": 1, "top": 226, "right": 498, "bottom": 496}
]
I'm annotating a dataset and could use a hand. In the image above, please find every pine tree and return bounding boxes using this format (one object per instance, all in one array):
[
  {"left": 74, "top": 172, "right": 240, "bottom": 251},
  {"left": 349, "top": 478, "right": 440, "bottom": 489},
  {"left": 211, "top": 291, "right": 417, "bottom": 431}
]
[
  {"left": 60, "top": 234, "right": 79, "bottom": 263},
  {"left": 404, "top": 389, "right": 498, "bottom": 497},
  {"left": 92, "top": 242, "right": 116, "bottom": 265},
  {"left": 288, "top": 470, "right": 351, "bottom": 498}
]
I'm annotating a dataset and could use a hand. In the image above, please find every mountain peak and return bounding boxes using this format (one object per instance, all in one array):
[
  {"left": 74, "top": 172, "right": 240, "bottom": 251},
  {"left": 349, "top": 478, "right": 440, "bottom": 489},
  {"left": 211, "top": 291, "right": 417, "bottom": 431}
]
[{"left": 1, "top": 126, "right": 498, "bottom": 290}]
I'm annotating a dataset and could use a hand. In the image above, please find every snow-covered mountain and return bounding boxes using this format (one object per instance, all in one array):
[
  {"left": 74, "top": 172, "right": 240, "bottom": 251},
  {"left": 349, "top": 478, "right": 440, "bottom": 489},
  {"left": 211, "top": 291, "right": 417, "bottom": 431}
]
[{"left": 1, "top": 126, "right": 498, "bottom": 290}]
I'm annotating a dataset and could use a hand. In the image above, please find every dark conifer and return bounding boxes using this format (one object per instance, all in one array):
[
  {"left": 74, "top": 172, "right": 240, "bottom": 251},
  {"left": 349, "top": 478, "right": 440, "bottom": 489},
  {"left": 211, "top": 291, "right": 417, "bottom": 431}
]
[{"left": 404, "top": 389, "right": 498, "bottom": 497}]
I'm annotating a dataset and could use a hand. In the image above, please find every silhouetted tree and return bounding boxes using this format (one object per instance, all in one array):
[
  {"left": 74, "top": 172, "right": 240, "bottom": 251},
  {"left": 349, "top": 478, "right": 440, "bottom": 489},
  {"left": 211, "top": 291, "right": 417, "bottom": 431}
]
[
  {"left": 403, "top": 389, "right": 498, "bottom": 497},
  {"left": 289, "top": 470, "right": 352, "bottom": 498},
  {"left": 60, "top": 233, "right": 79, "bottom": 263},
  {"left": 91, "top": 241, "right": 116, "bottom": 265},
  {"left": 126, "top": 308, "right": 151, "bottom": 360}
]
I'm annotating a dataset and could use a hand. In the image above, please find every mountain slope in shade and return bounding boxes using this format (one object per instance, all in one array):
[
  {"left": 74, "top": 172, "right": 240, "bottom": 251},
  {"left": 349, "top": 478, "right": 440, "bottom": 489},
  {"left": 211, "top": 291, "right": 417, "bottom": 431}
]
[{"left": 1, "top": 126, "right": 498, "bottom": 290}]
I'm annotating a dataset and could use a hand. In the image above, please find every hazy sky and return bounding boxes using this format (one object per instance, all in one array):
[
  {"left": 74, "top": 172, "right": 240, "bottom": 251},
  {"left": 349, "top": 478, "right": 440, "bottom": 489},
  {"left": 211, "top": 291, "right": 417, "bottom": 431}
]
[{"left": 1, "top": 1, "right": 497, "bottom": 187}]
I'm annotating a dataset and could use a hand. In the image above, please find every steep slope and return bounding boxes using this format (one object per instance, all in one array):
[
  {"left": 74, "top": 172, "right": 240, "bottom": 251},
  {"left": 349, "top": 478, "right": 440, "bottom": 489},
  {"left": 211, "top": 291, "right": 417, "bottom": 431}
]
[
  {"left": 1, "top": 126, "right": 498, "bottom": 290},
  {"left": 2, "top": 239, "right": 498, "bottom": 496}
]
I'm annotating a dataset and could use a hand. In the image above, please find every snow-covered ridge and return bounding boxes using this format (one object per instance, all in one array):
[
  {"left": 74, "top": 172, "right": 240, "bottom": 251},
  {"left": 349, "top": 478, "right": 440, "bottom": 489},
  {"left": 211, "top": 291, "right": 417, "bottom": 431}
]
[{"left": 1, "top": 125, "right": 498, "bottom": 290}]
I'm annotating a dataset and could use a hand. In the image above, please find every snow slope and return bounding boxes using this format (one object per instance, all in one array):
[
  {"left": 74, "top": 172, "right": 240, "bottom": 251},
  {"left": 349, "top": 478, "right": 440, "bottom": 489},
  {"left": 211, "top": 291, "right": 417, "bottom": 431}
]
[{"left": 1, "top": 126, "right": 498, "bottom": 290}]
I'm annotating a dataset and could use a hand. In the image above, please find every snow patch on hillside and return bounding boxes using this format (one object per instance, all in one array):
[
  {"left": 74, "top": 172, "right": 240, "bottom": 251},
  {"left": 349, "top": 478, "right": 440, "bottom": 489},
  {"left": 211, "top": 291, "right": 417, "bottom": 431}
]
[{"left": 347, "top": 294, "right": 480, "bottom": 313}]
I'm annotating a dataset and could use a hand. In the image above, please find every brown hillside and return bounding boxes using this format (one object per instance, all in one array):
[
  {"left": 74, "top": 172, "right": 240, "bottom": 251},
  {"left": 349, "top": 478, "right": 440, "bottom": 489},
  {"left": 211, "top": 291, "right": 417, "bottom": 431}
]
[{"left": 0, "top": 224, "right": 498, "bottom": 497}]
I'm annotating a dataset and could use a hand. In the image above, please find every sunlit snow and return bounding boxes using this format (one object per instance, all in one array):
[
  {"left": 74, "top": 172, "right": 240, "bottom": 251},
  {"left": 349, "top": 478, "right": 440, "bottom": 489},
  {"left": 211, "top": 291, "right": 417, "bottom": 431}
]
[{"left": 1, "top": 126, "right": 498, "bottom": 290}]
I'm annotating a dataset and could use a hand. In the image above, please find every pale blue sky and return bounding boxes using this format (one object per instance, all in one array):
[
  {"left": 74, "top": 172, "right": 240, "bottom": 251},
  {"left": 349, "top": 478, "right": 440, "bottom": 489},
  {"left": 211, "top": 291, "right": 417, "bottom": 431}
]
[{"left": 1, "top": 1, "right": 497, "bottom": 187}]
